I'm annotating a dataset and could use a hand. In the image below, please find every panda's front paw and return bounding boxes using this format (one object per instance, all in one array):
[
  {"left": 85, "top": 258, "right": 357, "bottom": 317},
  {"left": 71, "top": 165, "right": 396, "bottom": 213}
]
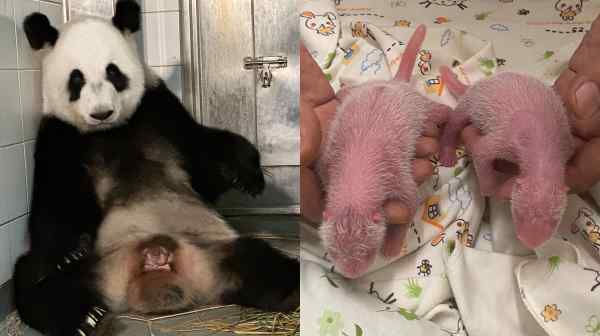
[
  {"left": 231, "top": 168, "right": 265, "bottom": 197},
  {"left": 222, "top": 137, "right": 265, "bottom": 197}
]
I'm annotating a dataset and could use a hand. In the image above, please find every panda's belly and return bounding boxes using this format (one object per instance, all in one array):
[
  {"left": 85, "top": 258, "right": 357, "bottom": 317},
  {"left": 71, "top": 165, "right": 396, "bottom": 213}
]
[
  {"left": 95, "top": 194, "right": 238, "bottom": 313},
  {"left": 87, "top": 134, "right": 240, "bottom": 313},
  {"left": 96, "top": 193, "right": 237, "bottom": 252}
]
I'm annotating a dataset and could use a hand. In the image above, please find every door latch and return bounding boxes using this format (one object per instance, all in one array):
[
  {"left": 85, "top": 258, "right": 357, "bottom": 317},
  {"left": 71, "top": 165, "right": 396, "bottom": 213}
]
[{"left": 243, "top": 56, "right": 287, "bottom": 88}]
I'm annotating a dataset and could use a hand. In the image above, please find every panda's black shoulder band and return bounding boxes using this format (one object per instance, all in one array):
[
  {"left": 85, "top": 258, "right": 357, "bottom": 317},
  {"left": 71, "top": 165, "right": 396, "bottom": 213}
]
[
  {"left": 23, "top": 13, "right": 59, "bottom": 50},
  {"left": 112, "top": 0, "right": 141, "bottom": 33}
]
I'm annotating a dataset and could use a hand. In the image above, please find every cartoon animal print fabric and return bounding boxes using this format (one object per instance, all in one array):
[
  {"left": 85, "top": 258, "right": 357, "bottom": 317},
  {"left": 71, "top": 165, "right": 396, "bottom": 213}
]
[
  {"left": 300, "top": 1, "right": 600, "bottom": 335},
  {"left": 554, "top": 0, "right": 585, "bottom": 21},
  {"left": 301, "top": 11, "right": 337, "bottom": 36}
]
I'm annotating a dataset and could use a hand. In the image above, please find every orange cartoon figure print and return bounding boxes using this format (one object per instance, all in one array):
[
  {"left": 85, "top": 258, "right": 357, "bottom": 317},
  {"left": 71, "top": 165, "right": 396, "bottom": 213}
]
[
  {"left": 301, "top": 11, "right": 337, "bottom": 36},
  {"left": 554, "top": 0, "right": 586, "bottom": 21},
  {"left": 418, "top": 50, "right": 432, "bottom": 75}
]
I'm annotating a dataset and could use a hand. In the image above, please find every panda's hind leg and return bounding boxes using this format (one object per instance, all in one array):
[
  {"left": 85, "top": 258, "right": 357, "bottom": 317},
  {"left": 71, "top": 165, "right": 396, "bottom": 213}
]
[
  {"left": 218, "top": 237, "right": 299, "bottom": 312},
  {"left": 14, "top": 253, "right": 105, "bottom": 336}
]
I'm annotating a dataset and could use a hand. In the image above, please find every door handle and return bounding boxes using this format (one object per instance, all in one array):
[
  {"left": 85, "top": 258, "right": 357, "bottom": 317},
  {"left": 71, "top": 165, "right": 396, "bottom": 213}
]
[{"left": 243, "top": 56, "right": 288, "bottom": 88}]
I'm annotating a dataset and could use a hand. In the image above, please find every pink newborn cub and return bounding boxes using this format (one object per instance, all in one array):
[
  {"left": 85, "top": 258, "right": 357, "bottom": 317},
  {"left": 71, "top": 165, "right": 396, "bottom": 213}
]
[
  {"left": 439, "top": 67, "right": 575, "bottom": 249},
  {"left": 318, "top": 25, "right": 450, "bottom": 278}
]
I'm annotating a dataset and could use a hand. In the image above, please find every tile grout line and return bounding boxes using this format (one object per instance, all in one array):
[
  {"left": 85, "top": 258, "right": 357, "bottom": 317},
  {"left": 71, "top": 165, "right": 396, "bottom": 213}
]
[
  {"left": 10, "top": 0, "right": 18, "bottom": 68},
  {"left": 159, "top": 9, "right": 167, "bottom": 71},
  {"left": 0, "top": 140, "right": 22, "bottom": 151},
  {"left": 17, "top": 71, "right": 26, "bottom": 153},
  {"left": 38, "top": 0, "right": 62, "bottom": 5},
  {"left": 22, "top": 143, "right": 30, "bottom": 214},
  {"left": 0, "top": 213, "right": 28, "bottom": 229},
  {"left": 0, "top": 68, "right": 41, "bottom": 71},
  {"left": 0, "top": 141, "right": 26, "bottom": 150},
  {"left": 150, "top": 64, "right": 183, "bottom": 68},
  {"left": 143, "top": 9, "right": 180, "bottom": 14}
]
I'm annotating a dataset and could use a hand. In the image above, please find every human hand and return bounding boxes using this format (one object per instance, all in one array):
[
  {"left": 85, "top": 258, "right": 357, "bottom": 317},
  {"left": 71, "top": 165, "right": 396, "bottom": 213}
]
[
  {"left": 299, "top": 43, "right": 441, "bottom": 226},
  {"left": 554, "top": 14, "right": 600, "bottom": 193},
  {"left": 300, "top": 43, "right": 337, "bottom": 224}
]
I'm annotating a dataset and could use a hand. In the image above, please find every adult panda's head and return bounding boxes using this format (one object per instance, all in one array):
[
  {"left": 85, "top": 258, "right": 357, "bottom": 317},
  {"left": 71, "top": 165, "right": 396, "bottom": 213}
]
[{"left": 24, "top": 0, "right": 145, "bottom": 132}]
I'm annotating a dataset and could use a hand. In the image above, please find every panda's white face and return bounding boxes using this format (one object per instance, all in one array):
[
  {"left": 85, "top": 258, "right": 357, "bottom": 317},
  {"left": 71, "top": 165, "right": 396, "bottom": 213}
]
[{"left": 42, "top": 18, "right": 145, "bottom": 132}]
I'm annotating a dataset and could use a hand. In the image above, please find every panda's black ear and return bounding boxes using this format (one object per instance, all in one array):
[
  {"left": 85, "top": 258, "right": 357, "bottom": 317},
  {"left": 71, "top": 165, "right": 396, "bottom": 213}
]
[
  {"left": 23, "top": 13, "right": 59, "bottom": 50},
  {"left": 112, "top": 0, "right": 141, "bottom": 34}
]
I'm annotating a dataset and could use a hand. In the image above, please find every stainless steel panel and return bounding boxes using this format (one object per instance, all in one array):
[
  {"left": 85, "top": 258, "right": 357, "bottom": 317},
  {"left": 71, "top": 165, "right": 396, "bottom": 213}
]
[
  {"left": 180, "top": 0, "right": 299, "bottom": 214},
  {"left": 254, "top": 0, "right": 299, "bottom": 166},
  {"left": 196, "top": 0, "right": 256, "bottom": 143}
]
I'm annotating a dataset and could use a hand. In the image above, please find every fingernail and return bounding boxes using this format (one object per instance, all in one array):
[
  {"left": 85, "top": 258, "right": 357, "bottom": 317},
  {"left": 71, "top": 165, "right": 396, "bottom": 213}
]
[{"left": 575, "top": 81, "right": 600, "bottom": 119}]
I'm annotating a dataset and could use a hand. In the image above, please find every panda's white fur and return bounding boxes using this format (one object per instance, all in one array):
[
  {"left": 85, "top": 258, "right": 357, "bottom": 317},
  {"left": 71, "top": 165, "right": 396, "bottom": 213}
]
[
  {"left": 15, "top": 2, "right": 298, "bottom": 334},
  {"left": 42, "top": 17, "right": 145, "bottom": 132},
  {"left": 95, "top": 195, "right": 238, "bottom": 312}
]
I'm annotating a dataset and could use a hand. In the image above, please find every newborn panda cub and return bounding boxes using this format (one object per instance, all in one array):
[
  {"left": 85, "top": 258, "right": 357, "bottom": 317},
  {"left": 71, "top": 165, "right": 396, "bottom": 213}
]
[{"left": 13, "top": 1, "right": 299, "bottom": 335}]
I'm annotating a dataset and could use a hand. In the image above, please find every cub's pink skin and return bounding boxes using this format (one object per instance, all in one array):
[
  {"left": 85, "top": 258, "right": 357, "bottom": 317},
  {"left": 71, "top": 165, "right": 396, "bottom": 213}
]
[
  {"left": 317, "top": 25, "right": 450, "bottom": 279},
  {"left": 439, "top": 66, "right": 575, "bottom": 249}
]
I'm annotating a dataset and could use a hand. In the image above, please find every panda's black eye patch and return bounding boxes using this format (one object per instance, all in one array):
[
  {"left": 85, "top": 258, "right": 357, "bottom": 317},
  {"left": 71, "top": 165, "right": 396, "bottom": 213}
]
[
  {"left": 106, "top": 63, "right": 129, "bottom": 92},
  {"left": 68, "top": 69, "right": 85, "bottom": 102}
]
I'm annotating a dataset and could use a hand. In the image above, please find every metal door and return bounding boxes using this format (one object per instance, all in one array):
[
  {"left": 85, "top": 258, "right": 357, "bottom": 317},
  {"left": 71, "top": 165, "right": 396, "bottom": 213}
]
[{"left": 180, "top": 0, "right": 299, "bottom": 215}]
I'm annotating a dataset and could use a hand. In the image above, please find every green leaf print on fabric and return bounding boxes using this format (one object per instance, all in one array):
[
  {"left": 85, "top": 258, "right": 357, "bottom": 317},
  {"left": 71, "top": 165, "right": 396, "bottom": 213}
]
[
  {"left": 325, "top": 72, "right": 333, "bottom": 81},
  {"left": 586, "top": 315, "right": 600, "bottom": 335},
  {"left": 446, "top": 239, "right": 456, "bottom": 255},
  {"left": 324, "top": 52, "right": 336, "bottom": 69},
  {"left": 474, "top": 11, "right": 493, "bottom": 20},
  {"left": 405, "top": 278, "right": 423, "bottom": 299},
  {"left": 543, "top": 51, "right": 555, "bottom": 59},
  {"left": 453, "top": 166, "right": 464, "bottom": 177},
  {"left": 319, "top": 309, "right": 344, "bottom": 336},
  {"left": 548, "top": 256, "right": 561, "bottom": 273},
  {"left": 397, "top": 307, "right": 419, "bottom": 320},
  {"left": 355, "top": 324, "right": 364, "bottom": 336},
  {"left": 479, "top": 57, "right": 496, "bottom": 76},
  {"left": 341, "top": 324, "right": 365, "bottom": 336}
]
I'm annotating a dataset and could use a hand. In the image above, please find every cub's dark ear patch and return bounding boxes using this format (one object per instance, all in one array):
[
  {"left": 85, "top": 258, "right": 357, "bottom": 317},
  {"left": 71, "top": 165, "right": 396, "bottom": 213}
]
[
  {"left": 112, "top": 0, "right": 141, "bottom": 33},
  {"left": 23, "top": 13, "right": 59, "bottom": 50}
]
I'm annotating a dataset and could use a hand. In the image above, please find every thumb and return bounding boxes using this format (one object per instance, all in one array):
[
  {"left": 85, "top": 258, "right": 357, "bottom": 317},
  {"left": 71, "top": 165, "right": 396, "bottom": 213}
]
[
  {"left": 570, "top": 78, "right": 600, "bottom": 138},
  {"left": 555, "top": 71, "right": 600, "bottom": 139}
]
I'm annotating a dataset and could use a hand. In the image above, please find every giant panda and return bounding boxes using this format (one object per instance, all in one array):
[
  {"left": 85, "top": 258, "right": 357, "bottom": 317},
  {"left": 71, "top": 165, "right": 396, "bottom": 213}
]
[{"left": 13, "top": 1, "right": 299, "bottom": 335}]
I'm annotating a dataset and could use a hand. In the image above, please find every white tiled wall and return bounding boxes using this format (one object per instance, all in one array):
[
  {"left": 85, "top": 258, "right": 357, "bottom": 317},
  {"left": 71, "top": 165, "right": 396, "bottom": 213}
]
[
  {"left": 0, "top": 0, "right": 62, "bottom": 286},
  {"left": 0, "top": 0, "right": 183, "bottom": 287},
  {"left": 139, "top": 0, "right": 184, "bottom": 100}
]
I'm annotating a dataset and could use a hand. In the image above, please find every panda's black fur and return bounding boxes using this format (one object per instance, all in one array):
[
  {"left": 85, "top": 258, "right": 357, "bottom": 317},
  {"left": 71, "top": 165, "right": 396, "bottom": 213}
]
[{"left": 13, "top": 2, "right": 299, "bottom": 335}]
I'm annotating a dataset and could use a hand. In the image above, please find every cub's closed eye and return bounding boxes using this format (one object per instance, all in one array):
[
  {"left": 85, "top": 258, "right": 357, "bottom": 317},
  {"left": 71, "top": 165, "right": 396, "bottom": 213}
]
[
  {"left": 106, "top": 63, "right": 130, "bottom": 92},
  {"left": 68, "top": 69, "right": 85, "bottom": 102}
]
